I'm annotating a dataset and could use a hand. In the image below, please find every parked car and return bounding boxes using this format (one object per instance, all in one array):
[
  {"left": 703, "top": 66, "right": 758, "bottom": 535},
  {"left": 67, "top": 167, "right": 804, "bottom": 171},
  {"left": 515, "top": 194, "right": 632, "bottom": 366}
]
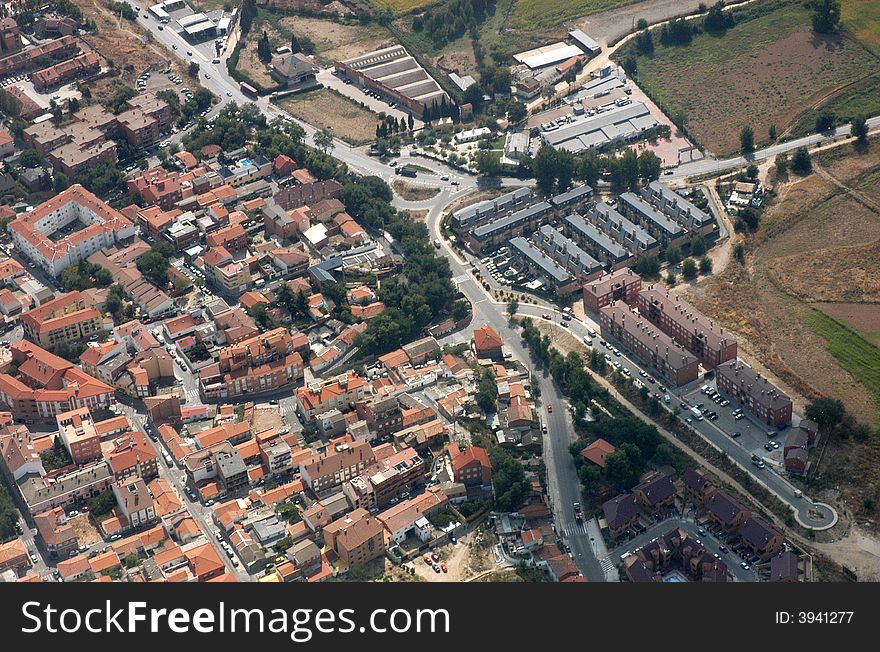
[{"left": 440, "top": 563, "right": 447, "bottom": 573}]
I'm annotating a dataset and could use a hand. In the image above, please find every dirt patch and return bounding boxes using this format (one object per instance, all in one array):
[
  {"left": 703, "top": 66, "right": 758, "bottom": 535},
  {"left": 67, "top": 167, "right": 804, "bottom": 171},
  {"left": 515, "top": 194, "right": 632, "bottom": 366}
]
[
  {"left": 391, "top": 526, "right": 498, "bottom": 582},
  {"left": 814, "top": 525, "right": 880, "bottom": 581},
  {"left": 252, "top": 406, "right": 284, "bottom": 434},
  {"left": 404, "top": 209, "right": 429, "bottom": 221},
  {"left": 392, "top": 180, "right": 440, "bottom": 201},
  {"left": 435, "top": 50, "right": 477, "bottom": 78},
  {"left": 279, "top": 17, "right": 392, "bottom": 65},
  {"left": 74, "top": 0, "right": 180, "bottom": 95},
  {"left": 236, "top": 42, "right": 277, "bottom": 90},
  {"left": 277, "top": 87, "right": 379, "bottom": 145},
  {"left": 68, "top": 514, "right": 103, "bottom": 546}
]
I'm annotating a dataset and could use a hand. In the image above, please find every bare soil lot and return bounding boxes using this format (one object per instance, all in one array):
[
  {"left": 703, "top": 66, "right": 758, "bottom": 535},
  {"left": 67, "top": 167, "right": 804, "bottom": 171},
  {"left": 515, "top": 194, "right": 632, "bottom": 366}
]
[
  {"left": 279, "top": 17, "right": 392, "bottom": 65},
  {"left": 392, "top": 180, "right": 440, "bottom": 201},
  {"left": 277, "top": 88, "right": 379, "bottom": 145}
]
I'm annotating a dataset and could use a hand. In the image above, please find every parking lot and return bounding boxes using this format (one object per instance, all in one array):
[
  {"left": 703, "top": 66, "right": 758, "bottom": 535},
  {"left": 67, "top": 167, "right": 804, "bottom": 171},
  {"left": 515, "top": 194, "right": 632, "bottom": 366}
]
[
  {"left": 0, "top": 74, "right": 81, "bottom": 112},
  {"left": 679, "top": 378, "right": 790, "bottom": 471}
]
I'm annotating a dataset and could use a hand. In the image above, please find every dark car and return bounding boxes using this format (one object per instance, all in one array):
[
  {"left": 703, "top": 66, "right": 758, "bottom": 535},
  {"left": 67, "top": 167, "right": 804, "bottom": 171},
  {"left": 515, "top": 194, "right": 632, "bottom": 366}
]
[{"left": 731, "top": 431, "right": 742, "bottom": 438}]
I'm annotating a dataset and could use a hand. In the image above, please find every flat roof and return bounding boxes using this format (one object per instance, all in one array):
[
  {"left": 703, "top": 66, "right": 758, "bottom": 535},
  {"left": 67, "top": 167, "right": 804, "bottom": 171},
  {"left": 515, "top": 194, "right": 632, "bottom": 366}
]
[
  {"left": 569, "top": 30, "right": 601, "bottom": 53},
  {"left": 514, "top": 43, "right": 584, "bottom": 69}
]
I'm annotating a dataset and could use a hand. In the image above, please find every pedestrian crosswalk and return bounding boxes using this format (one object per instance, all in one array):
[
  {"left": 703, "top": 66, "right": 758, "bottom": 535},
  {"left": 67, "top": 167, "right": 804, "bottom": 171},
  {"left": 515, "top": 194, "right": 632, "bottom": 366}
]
[
  {"left": 599, "top": 557, "right": 616, "bottom": 575},
  {"left": 560, "top": 521, "right": 589, "bottom": 537}
]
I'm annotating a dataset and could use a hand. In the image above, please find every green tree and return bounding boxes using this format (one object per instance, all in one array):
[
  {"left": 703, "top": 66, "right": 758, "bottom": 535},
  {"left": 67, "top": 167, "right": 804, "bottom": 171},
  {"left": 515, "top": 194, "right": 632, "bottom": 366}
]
[
  {"left": 507, "top": 299, "right": 518, "bottom": 317},
  {"left": 681, "top": 257, "right": 697, "bottom": 280},
  {"left": 774, "top": 152, "right": 788, "bottom": 177},
  {"left": 638, "top": 150, "right": 662, "bottom": 183},
  {"left": 690, "top": 235, "right": 707, "bottom": 257},
  {"left": 313, "top": 129, "right": 334, "bottom": 154},
  {"left": 812, "top": 0, "right": 841, "bottom": 34},
  {"left": 740, "top": 125, "right": 755, "bottom": 154},
  {"left": 257, "top": 30, "right": 272, "bottom": 64},
  {"left": 665, "top": 246, "right": 682, "bottom": 266},
  {"left": 815, "top": 111, "right": 835, "bottom": 133},
  {"left": 18, "top": 148, "right": 42, "bottom": 168},
  {"left": 851, "top": 115, "right": 869, "bottom": 144},
  {"left": 698, "top": 256, "right": 713, "bottom": 275},
  {"left": 768, "top": 124, "right": 777, "bottom": 141},
  {"left": 791, "top": 147, "right": 812, "bottom": 175},
  {"left": 187, "top": 61, "right": 199, "bottom": 78},
  {"left": 666, "top": 270, "right": 677, "bottom": 286},
  {"left": 507, "top": 101, "right": 527, "bottom": 124}
]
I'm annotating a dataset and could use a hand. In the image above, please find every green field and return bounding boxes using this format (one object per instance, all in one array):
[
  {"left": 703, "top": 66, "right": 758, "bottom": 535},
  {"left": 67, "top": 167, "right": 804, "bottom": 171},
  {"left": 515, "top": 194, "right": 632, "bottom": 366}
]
[
  {"left": 616, "top": 1, "right": 880, "bottom": 154},
  {"left": 842, "top": 0, "right": 880, "bottom": 55},
  {"left": 373, "top": 0, "right": 437, "bottom": 12},
  {"left": 509, "top": 0, "right": 637, "bottom": 30},
  {"left": 805, "top": 308, "right": 880, "bottom": 416}
]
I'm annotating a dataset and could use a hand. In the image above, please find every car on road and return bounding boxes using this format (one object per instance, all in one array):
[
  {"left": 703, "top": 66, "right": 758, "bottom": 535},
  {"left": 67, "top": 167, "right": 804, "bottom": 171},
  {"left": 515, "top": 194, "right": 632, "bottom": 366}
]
[
  {"left": 753, "top": 459, "right": 766, "bottom": 469},
  {"left": 451, "top": 180, "right": 459, "bottom": 185},
  {"left": 172, "top": 44, "right": 176, "bottom": 49},
  {"left": 559, "top": 321, "right": 569, "bottom": 328},
  {"left": 741, "top": 562, "right": 751, "bottom": 570},
  {"left": 731, "top": 431, "right": 742, "bottom": 438},
  {"left": 764, "top": 442, "right": 774, "bottom": 452},
  {"left": 441, "top": 175, "right": 449, "bottom": 181},
  {"left": 226, "top": 91, "right": 232, "bottom": 96},
  {"left": 541, "top": 313, "right": 551, "bottom": 320},
  {"left": 547, "top": 404, "right": 552, "bottom": 413},
  {"left": 158, "top": 24, "right": 163, "bottom": 30},
  {"left": 30, "top": 553, "right": 39, "bottom": 564},
  {"left": 186, "top": 51, "right": 192, "bottom": 56},
  {"left": 719, "top": 545, "right": 729, "bottom": 553},
  {"left": 205, "top": 74, "right": 210, "bottom": 79}
]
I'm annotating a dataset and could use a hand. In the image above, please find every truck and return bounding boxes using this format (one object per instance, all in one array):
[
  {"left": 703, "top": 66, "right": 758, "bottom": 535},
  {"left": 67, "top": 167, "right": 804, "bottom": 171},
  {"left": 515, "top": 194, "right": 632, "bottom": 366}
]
[
  {"left": 690, "top": 406, "right": 704, "bottom": 421},
  {"left": 397, "top": 166, "right": 417, "bottom": 178},
  {"left": 573, "top": 502, "right": 583, "bottom": 522},
  {"left": 599, "top": 64, "right": 613, "bottom": 78},
  {"left": 239, "top": 81, "right": 258, "bottom": 98}
]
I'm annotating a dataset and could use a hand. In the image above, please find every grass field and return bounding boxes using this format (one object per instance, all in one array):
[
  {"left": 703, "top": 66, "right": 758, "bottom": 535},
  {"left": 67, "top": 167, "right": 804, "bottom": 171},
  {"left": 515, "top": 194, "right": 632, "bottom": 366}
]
[
  {"left": 509, "top": 0, "right": 637, "bottom": 30},
  {"left": 618, "top": 1, "right": 880, "bottom": 154},
  {"left": 813, "top": 303, "right": 880, "bottom": 347},
  {"left": 372, "top": 0, "right": 436, "bottom": 12},
  {"left": 805, "top": 309, "right": 880, "bottom": 416},
  {"left": 278, "top": 88, "right": 379, "bottom": 145},
  {"left": 842, "top": 0, "right": 880, "bottom": 55}
]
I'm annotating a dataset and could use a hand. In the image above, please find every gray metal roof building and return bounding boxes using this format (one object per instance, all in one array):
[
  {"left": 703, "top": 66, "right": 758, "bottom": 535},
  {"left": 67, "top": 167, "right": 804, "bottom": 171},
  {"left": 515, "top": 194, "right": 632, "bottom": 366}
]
[
  {"left": 642, "top": 181, "right": 713, "bottom": 231},
  {"left": 550, "top": 183, "right": 594, "bottom": 210},
  {"left": 589, "top": 203, "right": 658, "bottom": 254},
  {"left": 617, "top": 193, "right": 685, "bottom": 242},
  {"left": 563, "top": 213, "right": 629, "bottom": 264},
  {"left": 533, "top": 225, "right": 602, "bottom": 278},
  {"left": 472, "top": 201, "right": 552, "bottom": 241},
  {"left": 452, "top": 187, "right": 532, "bottom": 230},
  {"left": 542, "top": 102, "right": 658, "bottom": 153},
  {"left": 569, "top": 29, "right": 602, "bottom": 55},
  {"left": 509, "top": 236, "right": 571, "bottom": 285}
]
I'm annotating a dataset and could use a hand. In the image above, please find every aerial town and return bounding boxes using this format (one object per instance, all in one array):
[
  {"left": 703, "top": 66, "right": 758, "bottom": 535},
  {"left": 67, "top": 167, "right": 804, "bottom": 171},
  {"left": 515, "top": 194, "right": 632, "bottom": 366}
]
[{"left": 0, "top": 0, "right": 876, "bottom": 587}]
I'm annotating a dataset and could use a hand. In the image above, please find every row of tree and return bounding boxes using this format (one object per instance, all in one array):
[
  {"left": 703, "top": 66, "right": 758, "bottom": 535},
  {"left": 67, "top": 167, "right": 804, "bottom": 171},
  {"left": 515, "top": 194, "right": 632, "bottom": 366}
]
[{"left": 517, "top": 145, "right": 663, "bottom": 195}]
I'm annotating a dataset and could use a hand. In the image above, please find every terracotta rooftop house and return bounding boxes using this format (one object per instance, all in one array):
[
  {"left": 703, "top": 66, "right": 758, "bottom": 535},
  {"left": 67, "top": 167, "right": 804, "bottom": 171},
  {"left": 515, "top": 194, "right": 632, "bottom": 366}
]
[
  {"left": 580, "top": 438, "right": 614, "bottom": 469},
  {"left": 0, "top": 340, "right": 115, "bottom": 423},
  {"left": 7, "top": 184, "right": 135, "bottom": 278},
  {"left": 450, "top": 444, "right": 491, "bottom": 487},
  {"left": 472, "top": 324, "right": 504, "bottom": 361}
]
